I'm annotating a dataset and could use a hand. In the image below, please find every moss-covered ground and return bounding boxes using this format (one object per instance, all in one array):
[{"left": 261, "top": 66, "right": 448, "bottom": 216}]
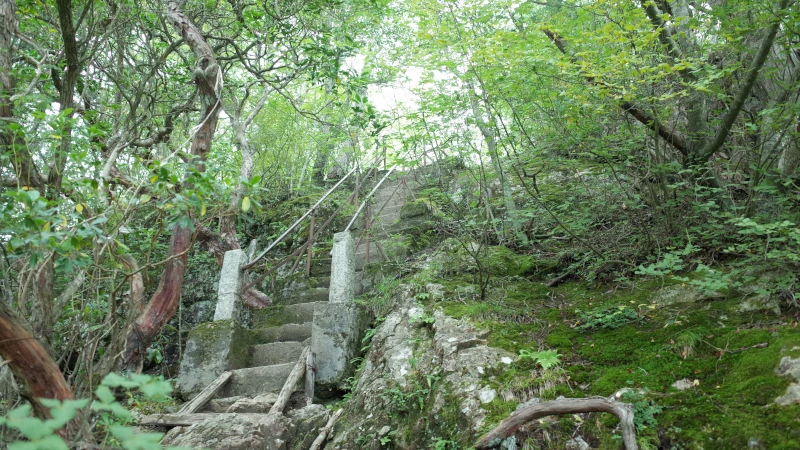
[{"left": 417, "top": 271, "right": 800, "bottom": 449}]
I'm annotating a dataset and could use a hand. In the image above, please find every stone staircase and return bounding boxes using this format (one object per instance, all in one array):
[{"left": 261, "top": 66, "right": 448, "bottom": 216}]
[
  {"left": 353, "top": 176, "right": 416, "bottom": 268},
  {"left": 148, "top": 264, "right": 335, "bottom": 448},
  {"left": 148, "top": 171, "right": 434, "bottom": 448}
]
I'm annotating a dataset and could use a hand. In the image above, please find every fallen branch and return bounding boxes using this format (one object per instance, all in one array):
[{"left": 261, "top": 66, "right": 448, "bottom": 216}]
[
  {"left": 309, "top": 408, "right": 344, "bottom": 450},
  {"left": 545, "top": 272, "right": 571, "bottom": 288},
  {"left": 269, "top": 346, "right": 310, "bottom": 415},
  {"left": 475, "top": 397, "right": 637, "bottom": 450}
]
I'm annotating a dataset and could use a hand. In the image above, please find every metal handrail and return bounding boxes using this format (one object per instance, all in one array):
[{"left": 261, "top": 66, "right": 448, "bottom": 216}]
[
  {"left": 344, "top": 147, "right": 414, "bottom": 232},
  {"left": 242, "top": 154, "right": 383, "bottom": 271},
  {"left": 344, "top": 165, "right": 399, "bottom": 232}
]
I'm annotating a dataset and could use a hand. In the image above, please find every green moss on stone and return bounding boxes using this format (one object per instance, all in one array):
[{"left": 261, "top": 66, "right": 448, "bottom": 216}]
[{"left": 186, "top": 320, "right": 250, "bottom": 369}]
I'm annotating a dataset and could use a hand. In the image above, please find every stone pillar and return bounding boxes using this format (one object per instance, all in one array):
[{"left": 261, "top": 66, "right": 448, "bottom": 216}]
[
  {"left": 214, "top": 249, "right": 248, "bottom": 321},
  {"left": 329, "top": 231, "right": 355, "bottom": 303},
  {"left": 177, "top": 249, "right": 249, "bottom": 398},
  {"left": 311, "top": 302, "right": 367, "bottom": 397}
]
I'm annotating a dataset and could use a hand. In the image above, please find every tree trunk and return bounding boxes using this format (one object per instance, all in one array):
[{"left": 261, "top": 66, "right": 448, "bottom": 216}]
[
  {"left": 468, "top": 91, "right": 526, "bottom": 245},
  {"left": 0, "top": 301, "right": 75, "bottom": 419},
  {"left": 0, "top": 0, "right": 78, "bottom": 423},
  {"left": 121, "top": 0, "right": 223, "bottom": 372}
]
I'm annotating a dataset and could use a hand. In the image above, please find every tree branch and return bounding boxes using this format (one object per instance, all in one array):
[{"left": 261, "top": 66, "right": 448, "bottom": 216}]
[
  {"left": 542, "top": 28, "right": 689, "bottom": 156},
  {"left": 475, "top": 397, "right": 638, "bottom": 450},
  {"left": 697, "top": 0, "right": 792, "bottom": 163}
]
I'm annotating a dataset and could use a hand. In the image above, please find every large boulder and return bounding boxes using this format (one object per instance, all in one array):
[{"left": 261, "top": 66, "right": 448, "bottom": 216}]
[
  {"left": 161, "top": 413, "right": 295, "bottom": 450},
  {"left": 327, "top": 285, "right": 515, "bottom": 448}
]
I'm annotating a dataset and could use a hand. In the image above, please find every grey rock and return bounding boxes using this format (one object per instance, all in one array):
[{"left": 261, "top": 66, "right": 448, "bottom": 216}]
[
  {"left": 214, "top": 249, "right": 249, "bottom": 321},
  {"left": 256, "top": 323, "right": 312, "bottom": 344},
  {"left": 425, "top": 283, "right": 446, "bottom": 300},
  {"left": 176, "top": 320, "right": 249, "bottom": 399},
  {"left": 775, "top": 356, "right": 800, "bottom": 405},
  {"left": 378, "top": 425, "right": 391, "bottom": 437},
  {"left": 672, "top": 378, "right": 694, "bottom": 391},
  {"left": 565, "top": 436, "right": 591, "bottom": 450},
  {"left": 162, "top": 413, "right": 295, "bottom": 450},
  {"left": 651, "top": 284, "right": 723, "bottom": 306},
  {"left": 281, "top": 288, "right": 330, "bottom": 306},
  {"left": 515, "top": 397, "right": 541, "bottom": 411},
  {"left": 186, "top": 301, "right": 216, "bottom": 326},
  {"left": 221, "top": 364, "right": 297, "bottom": 398},
  {"left": 330, "top": 231, "right": 356, "bottom": 303},
  {"left": 251, "top": 342, "right": 304, "bottom": 366},
  {"left": 288, "top": 404, "right": 330, "bottom": 450},
  {"left": 312, "top": 302, "right": 369, "bottom": 395},
  {"left": 204, "top": 396, "right": 243, "bottom": 413},
  {"left": 739, "top": 295, "right": 781, "bottom": 316}
]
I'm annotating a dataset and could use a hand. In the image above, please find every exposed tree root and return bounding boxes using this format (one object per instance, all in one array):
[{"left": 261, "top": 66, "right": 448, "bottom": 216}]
[{"left": 475, "top": 397, "right": 638, "bottom": 450}]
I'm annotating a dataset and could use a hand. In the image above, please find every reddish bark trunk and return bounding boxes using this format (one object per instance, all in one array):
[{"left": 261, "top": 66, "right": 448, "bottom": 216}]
[
  {"left": 121, "top": 223, "right": 192, "bottom": 372},
  {"left": 117, "top": 253, "right": 145, "bottom": 317},
  {"left": 0, "top": 301, "right": 75, "bottom": 418},
  {"left": 120, "top": 0, "right": 223, "bottom": 371}
]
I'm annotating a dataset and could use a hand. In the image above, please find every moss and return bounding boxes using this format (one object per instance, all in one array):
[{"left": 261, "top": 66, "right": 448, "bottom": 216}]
[
  {"left": 480, "top": 398, "right": 517, "bottom": 432},
  {"left": 429, "top": 273, "right": 800, "bottom": 449},
  {"left": 486, "top": 246, "right": 535, "bottom": 276},
  {"left": 252, "top": 305, "right": 286, "bottom": 329},
  {"left": 185, "top": 320, "right": 250, "bottom": 369},
  {"left": 401, "top": 199, "right": 432, "bottom": 218}
]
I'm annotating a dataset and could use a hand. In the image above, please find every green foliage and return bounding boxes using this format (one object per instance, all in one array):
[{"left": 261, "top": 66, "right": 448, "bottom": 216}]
[
  {"left": 432, "top": 437, "right": 459, "bottom": 450},
  {"left": 575, "top": 305, "right": 639, "bottom": 331},
  {"left": 382, "top": 376, "right": 436, "bottom": 416},
  {"left": 0, "top": 373, "right": 185, "bottom": 450},
  {"left": 518, "top": 349, "right": 561, "bottom": 370},
  {"left": 621, "top": 388, "right": 663, "bottom": 432}
]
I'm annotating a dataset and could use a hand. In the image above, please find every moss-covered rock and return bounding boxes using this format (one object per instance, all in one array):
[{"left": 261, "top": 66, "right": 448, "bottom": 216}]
[{"left": 175, "top": 320, "right": 250, "bottom": 398}]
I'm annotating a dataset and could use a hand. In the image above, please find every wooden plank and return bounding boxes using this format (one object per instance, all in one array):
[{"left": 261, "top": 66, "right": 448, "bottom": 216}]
[
  {"left": 269, "top": 346, "right": 309, "bottom": 415},
  {"left": 177, "top": 371, "right": 232, "bottom": 414},
  {"left": 140, "top": 413, "right": 267, "bottom": 427},
  {"left": 305, "top": 350, "right": 315, "bottom": 406},
  {"left": 140, "top": 413, "right": 219, "bottom": 427}
]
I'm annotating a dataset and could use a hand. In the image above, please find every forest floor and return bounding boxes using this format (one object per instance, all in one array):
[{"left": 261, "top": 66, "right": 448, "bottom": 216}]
[{"left": 392, "top": 244, "right": 800, "bottom": 449}]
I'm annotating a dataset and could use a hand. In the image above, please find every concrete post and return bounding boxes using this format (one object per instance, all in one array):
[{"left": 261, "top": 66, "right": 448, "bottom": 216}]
[
  {"left": 178, "top": 249, "right": 249, "bottom": 398},
  {"left": 329, "top": 231, "right": 355, "bottom": 303},
  {"left": 214, "top": 249, "right": 248, "bottom": 321}
]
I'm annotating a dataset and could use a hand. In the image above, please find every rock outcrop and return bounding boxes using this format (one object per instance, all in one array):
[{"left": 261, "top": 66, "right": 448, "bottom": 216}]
[{"left": 327, "top": 285, "right": 515, "bottom": 448}]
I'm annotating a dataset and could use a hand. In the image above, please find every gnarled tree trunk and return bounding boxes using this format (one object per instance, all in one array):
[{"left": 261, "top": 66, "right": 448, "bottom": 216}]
[{"left": 120, "top": 0, "right": 223, "bottom": 372}]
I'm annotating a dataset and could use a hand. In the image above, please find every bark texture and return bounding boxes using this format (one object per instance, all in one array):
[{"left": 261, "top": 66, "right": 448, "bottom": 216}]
[
  {"left": 0, "top": 301, "right": 75, "bottom": 418},
  {"left": 120, "top": 0, "right": 223, "bottom": 372},
  {"left": 475, "top": 397, "right": 637, "bottom": 450}
]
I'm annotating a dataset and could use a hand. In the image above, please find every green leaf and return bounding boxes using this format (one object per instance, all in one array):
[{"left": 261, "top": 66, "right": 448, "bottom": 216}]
[
  {"left": 242, "top": 196, "right": 251, "bottom": 212},
  {"left": 102, "top": 372, "right": 140, "bottom": 389},
  {"left": 519, "top": 349, "right": 561, "bottom": 369},
  {"left": 94, "top": 385, "right": 116, "bottom": 404},
  {"left": 9, "top": 435, "right": 68, "bottom": 450}
]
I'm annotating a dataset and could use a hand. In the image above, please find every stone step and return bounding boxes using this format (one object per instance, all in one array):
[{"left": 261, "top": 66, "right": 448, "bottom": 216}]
[
  {"left": 309, "top": 258, "right": 332, "bottom": 277},
  {"left": 253, "top": 302, "right": 326, "bottom": 328},
  {"left": 250, "top": 342, "right": 304, "bottom": 366},
  {"left": 255, "top": 323, "right": 312, "bottom": 344},
  {"left": 278, "top": 287, "right": 329, "bottom": 305},
  {"left": 220, "top": 364, "right": 296, "bottom": 397}
]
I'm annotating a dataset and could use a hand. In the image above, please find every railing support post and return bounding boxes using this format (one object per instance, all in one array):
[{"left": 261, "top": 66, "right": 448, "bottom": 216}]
[
  {"left": 329, "top": 231, "right": 356, "bottom": 303},
  {"left": 213, "top": 249, "right": 248, "bottom": 321},
  {"left": 305, "top": 212, "right": 315, "bottom": 278}
]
